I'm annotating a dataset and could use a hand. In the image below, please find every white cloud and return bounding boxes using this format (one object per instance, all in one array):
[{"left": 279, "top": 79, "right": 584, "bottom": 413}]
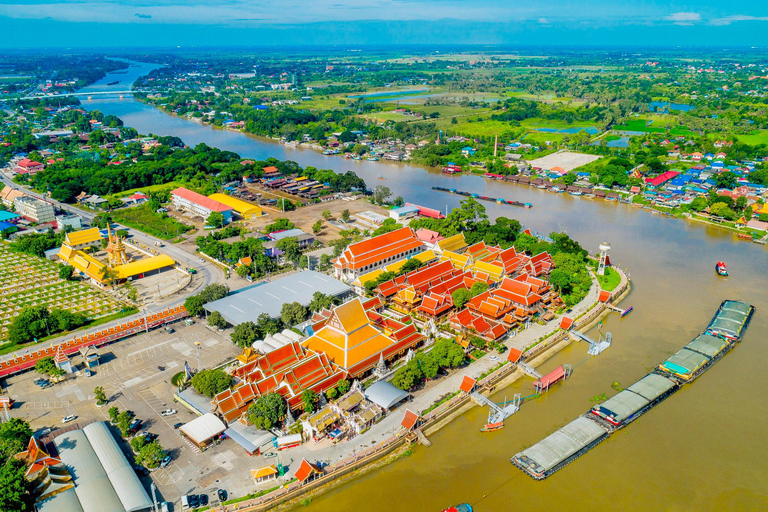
[
  {"left": 664, "top": 12, "right": 701, "bottom": 26},
  {"left": 710, "top": 15, "right": 768, "bottom": 26},
  {"left": 537, "top": 17, "right": 549, "bottom": 24}
]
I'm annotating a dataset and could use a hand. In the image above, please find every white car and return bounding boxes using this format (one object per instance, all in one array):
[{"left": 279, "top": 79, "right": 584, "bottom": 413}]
[
  {"left": 489, "top": 355, "right": 499, "bottom": 361},
  {"left": 62, "top": 415, "right": 77, "bottom": 424},
  {"left": 160, "top": 409, "right": 177, "bottom": 416}
]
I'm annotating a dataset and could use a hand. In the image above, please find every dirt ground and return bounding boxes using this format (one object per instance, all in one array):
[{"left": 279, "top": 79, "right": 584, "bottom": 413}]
[{"left": 244, "top": 195, "right": 391, "bottom": 243}]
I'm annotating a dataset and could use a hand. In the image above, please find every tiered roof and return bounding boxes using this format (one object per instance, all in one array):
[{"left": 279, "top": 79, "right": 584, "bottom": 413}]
[
  {"left": 15, "top": 436, "right": 73, "bottom": 501},
  {"left": 334, "top": 227, "right": 423, "bottom": 271},
  {"left": 302, "top": 298, "right": 424, "bottom": 377},
  {"left": 216, "top": 342, "right": 348, "bottom": 421}
]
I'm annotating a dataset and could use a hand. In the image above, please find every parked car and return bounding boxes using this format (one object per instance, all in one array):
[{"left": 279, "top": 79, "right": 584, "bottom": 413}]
[
  {"left": 139, "top": 431, "right": 157, "bottom": 442},
  {"left": 62, "top": 415, "right": 77, "bottom": 424},
  {"left": 33, "top": 378, "right": 46, "bottom": 385},
  {"left": 489, "top": 355, "right": 499, "bottom": 361},
  {"left": 173, "top": 422, "right": 183, "bottom": 430},
  {"left": 129, "top": 419, "right": 142, "bottom": 433},
  {"left": 160, "top": 409, "right": 177, "bottom": 416},
  {"left": 199, "top": 494, "right": 208, "bottom": 506},
  {"left": 159, "top": 502, "right": 170, "bottom": 512},
  {"left": 217, "top": 489, "right": 227, "bottom": 502},
  {"left": 160, "top": 454, "right": 172, "bottom": 468},
  {"left": 262, "top": 451, "right": 277, "bottom": 458},
  {"left": 164, "top": 326, "right": 175, "bottom": 334},
  {"left": 37, "top": 427, "right": 52, "bottom": 436},
  {"left": 39, "top": 381, "right": 52, "bottom": 389},
  {"left": 181, "top": 495, "right": 193, "bottom": 510},
  {"left": 198, "top": 257, "right": 205, "bottom": 263},
  {"left": 84, "top": 369, "right": 93, "bottom": 377}
]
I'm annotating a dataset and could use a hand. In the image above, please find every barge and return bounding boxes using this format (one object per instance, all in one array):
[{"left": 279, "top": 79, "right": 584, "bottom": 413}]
[
  {"left": 511, "top": 300, "right": 754, "bottom": 480},
  {"left": 431, "top": 186, "right": 532, "bottom": 208}
]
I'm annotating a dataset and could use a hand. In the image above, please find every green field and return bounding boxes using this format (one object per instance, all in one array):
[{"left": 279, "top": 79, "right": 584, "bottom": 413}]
[
  {"left": 110, "top": 203, "right": 193, "bottom": 239},
  {"left": 733, "top": 130, "right": 768, "bottom": 146},
  {"left": 109, "top": 181, "right": 187, "bottom": 199},
  {"left": 614, "top": 118, "right": 697, "bottom": 137}
]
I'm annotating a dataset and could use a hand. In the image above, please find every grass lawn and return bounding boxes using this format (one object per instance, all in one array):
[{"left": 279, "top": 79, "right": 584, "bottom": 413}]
[
  {"left": 734, "top": 129, "right": 768, "bottom": 146},
  {"left": 520, "top": 117, "right": 598, "bottom": 130},
  {"left": 615, "top": 118, "right": 698, "bottom": 137},
  {"left": 108, "top": 181, "right": 187, "bottom": 199},
  {"left": 597, "top": 267, "right": 621, "bottom": 292},
  {"left": 360, "top": 111, "right": 411, "bottom": 122},
  {"left": 110, "top": 203, "right": 192, "bottom": 239},
  {"left": 521, "top": 131, "right": 567, "bottom": 144}
]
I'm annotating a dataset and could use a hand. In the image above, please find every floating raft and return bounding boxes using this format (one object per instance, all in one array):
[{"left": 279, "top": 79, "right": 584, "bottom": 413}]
[
  {"left": 511, "top": 299, "right": 754, "bottom": 480},
  {"left": 431, "top": 186, "right": 532, "bottom": 208}
]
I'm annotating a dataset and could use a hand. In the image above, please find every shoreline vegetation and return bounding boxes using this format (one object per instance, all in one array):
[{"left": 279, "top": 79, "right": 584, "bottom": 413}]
[{"left": 232, "top": 268, "right": 631, "bottom": 511}]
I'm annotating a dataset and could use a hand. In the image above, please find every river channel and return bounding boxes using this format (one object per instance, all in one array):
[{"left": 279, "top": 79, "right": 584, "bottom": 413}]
[{"left": 81, "top": 63, "right": 768, "bottom": 511}]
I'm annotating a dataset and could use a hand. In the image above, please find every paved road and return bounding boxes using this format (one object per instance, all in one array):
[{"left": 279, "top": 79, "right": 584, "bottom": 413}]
[{"left": 0, "top": 171, "right": 226, "bottom": 351}]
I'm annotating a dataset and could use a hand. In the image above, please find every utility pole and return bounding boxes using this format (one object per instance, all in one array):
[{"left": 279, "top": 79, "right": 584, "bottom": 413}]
[{"left": 195, "top": 341, "right": 202, "bottom": 371}]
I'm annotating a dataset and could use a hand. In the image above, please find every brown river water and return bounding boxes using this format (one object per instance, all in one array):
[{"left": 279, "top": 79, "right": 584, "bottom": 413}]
[{"left": 83, "top": 63, "right": 768, "bottom": 512}]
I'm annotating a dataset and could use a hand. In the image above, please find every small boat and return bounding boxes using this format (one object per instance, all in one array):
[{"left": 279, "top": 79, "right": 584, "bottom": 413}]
[
  {"left": 366, "top": 156, "right": 379, "bottom": 161},
  {"left": 715, "top": 261, "right": 728, "bottom": 276},
  {"left": 107, "top": 80, "right": 119, "bottom": 86},
  {"left": 378, "top": 176, "right": 387, "bottom": 180},
  {"left": 442, "top": 505, "right": 473, "bottom": 512},
  {"left": 480, "top": 422, "right": 504, "bottom": 432}
]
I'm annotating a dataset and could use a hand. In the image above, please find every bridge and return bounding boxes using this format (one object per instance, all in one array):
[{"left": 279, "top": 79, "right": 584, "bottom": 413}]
[
  {"left": 570, "top": 330, "right": 612, "bottom": 356},
  {"left": 471, "top": 392, "right": 522, "bottom": 425}
]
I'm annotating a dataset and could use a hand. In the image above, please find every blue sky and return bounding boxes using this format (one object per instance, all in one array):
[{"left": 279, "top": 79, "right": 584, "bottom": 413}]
[{"left": 1, "top": 0, "right": 767, "bottom": 48}]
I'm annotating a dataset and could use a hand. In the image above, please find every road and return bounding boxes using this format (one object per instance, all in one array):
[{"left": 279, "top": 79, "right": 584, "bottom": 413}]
[{"left": 0, "top": 171, "right": 225, "bottom": 347}]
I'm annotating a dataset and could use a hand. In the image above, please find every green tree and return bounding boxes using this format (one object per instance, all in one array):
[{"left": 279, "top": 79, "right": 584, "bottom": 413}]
[
  {"left": 58, "top": 265, "right": 75, "bottom": 281},
  {"left": 308, "top": 292, "right": 339, "bottom": 313},
  {"left": 710, "top": 202, "right": 737, "bottom": 221},
  {"left": 206, "top": 211, "right": 225, "bottom": 228},
  {"left": 281, "top": 302, "right": 308, "bottom": 327},
  {"left": 246, "top": 392, "right": 287, "bottom": 429},
  {"left": 136, "top": 441, "right": 165, "bottom": 469},
  {"left": 108, "top": 406, "right": 120, "bottom": 424},
  {"left": 93, "top": 386, "right": 107, "bottom": 406},
  {"left": 415, "top": 352, "right": 439, "bottom": 380},
  {"left": 191, "top": 369, "right": 232, "bottom": 398},
  {"left": 399, "top": 257, "right": 423, "bottom": 274},
  {"left": 336, "top": 379, "right": 351, "bottom": 395},
  {"left": 393, "top": 196, "right": 404, "bottom": 207},
  {"left": 451, "top": 288, "right": 472, "bottom": 309},
  {"left": 117, "top": 411, "right": 132, "bottom": 437},
  {"left": 34, "top": 357, "right": 64, "bottom": 377},
  {"left": 312, "top": 220, "right": 323, "bottom": 235},
  {"left": 184, "top": 295, "right": 205, "bottom": 317},
  {"left": 302, "top": 389, "right": 317, "bottom": 414},
  {"left": 0, "top": 458, "right": 35, "bottom": 512},
  {"left": 231, "top": 321, "right": 259, "bottom": 347},
  {"left": 207, "top": 310, "right": 227, "bottom": 329},
  {"left": 341, "top": 209, "right": 351, "bottom": 223},
  {"left": 372, "top": 185, "right": 392, "bottom": 205},
  {"left": 321, "top": 210, "right": 332, "bottom": 221},
  {"left": 430, "top": 339, "right": 466, "bottom": 368},
  {"left": 689, "top": 196, "right": 708, "bottom": 212},
  {"left": 256, "top": 313, "right": 281, "bottom": 336},
  {"left": 9, "top": 306, "right": 51, "bottom": 345},
  {"left": 0, "top": 419, "right": 33, "bottom": 461},
  {"left": 198, "top": 283, "right": 230, "bottom": 303},
  {"left": 392, "top": 360, "right": 423, "bottom": 390},
  {"left": 470, "top": 282, "right": 488, "bottom": 297},
  {"left": 714, "top": 171, "right": 738, "bottom": 190},
  {"left": 130, "top": 435, "right": 147, "bottom": 453},
  {"left": 276, "top": 237, "right": 302, "bottom": 264}
]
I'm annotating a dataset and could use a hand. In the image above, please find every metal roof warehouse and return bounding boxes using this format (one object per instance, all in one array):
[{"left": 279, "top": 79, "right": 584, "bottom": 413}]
[{"left": 204, "top": 270, "right": 352, "bottom": 326}]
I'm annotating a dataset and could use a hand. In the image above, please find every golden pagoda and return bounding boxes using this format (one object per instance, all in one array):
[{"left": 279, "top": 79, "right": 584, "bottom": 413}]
[{"left": 105, "top": 224, "right": 129, "bottom": 267}]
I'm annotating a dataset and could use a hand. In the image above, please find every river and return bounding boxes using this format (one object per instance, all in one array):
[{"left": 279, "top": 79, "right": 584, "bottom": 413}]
[{"left": 81, "top": 64, "right": 768, "bottom": 511}]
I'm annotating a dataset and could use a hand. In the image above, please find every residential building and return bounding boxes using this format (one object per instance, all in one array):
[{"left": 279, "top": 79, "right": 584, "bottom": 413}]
[
  {"left": 388, "top": 205, "right": 420, "bottom": 222},
  {"left": 15, "top": 158, "right": 44, "bottom": 174},
  {"left": 333, "top": 227, "right": 424, "bottom": 281},
  {"left": 14, "top": 197, "right": 55, "bottom": 223},
  {"left": 55, "top": 215, "right": 82, "bottom": 231},
  {"left": 171, "top": 187, "right": 233, "bottom": 222},
  {"left": 0, "top": 185, "right": 25, "bottom": 207}
]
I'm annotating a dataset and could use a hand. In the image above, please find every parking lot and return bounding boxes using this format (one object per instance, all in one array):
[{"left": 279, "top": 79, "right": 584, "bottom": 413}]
[{"left": 2, "top": 319, "right": 263, "bottom": 507}]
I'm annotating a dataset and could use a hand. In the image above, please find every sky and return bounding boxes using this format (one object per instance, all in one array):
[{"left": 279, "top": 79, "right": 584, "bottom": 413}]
[{"left": 1, "top": 0, "right": 768, "bottom": 48}]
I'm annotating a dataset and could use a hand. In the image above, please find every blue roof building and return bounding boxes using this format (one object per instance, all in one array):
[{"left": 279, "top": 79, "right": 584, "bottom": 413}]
[{"left": 0, "top": 211, "right": 19, "bottom": 222}]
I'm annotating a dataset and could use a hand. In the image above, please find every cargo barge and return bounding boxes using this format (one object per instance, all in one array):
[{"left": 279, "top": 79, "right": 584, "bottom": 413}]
[
  {"left": 511, "top": 300, "right": 754, "bottom": 480},
  {"left": 431, "top": 186, "right": 532, "bottom": 208}
]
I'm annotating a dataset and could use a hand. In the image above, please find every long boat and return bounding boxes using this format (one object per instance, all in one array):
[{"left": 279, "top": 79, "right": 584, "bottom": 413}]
[
  {"left": 431, "top": 187, "right": 532, "bottom": 208},
  {"left": 511, "top": 300, "right": 754, "bottom": 480}
]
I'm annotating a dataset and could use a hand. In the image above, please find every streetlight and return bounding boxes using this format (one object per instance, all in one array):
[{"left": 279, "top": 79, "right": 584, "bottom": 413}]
[{"left": 195, "top": 341, "right": 201, "bottom": 371}]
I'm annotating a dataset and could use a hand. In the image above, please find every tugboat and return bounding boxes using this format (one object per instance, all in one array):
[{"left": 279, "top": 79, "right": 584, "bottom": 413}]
[
  {"left": 442, "top": 505, "right": 473, "bottom": 512},
  {"left": 715, "top": 261, "right": 728, "bottom": 276}
]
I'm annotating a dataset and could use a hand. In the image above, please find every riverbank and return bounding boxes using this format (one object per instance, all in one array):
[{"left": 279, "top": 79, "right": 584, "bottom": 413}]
[{"left": 229, "top": 268, "right": 630, "bottom": 512}]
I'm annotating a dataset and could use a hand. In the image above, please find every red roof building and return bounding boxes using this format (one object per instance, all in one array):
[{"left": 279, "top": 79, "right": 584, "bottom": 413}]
[
  {"left": 294, "top": 458, "right": 323, "bottom": 484},
  {"left": 401, "top": 409, "right": 420, "bottom": 430},
  {"left": 334, "top": 227, "right": 424, "bottom": 281},
  {"left": 598, "top": 290, "right": 611, "bottom": 303},
  {"left": 406, "top": 203, "right": 445, "bottom": 219},
  {"left": 645, "top": 171, "right": 680, "bottom": 188},
  {"left": 171, "top": 187, "right": 233, "bottom": 221},
  {"left": 459, "top": 375, "right": 476, "bottom": 393},
  {"left": 559, "top": 316, "right": 574, "bottom": 330},
  {"left": 506, "top": 347, "right": 523, "bottom": 363},
  {"left": 215, "top": 342, "right": 348, "bottom": 422},
  {"left": 15, "top": 159, "right": 44, "bottom": 175}
]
